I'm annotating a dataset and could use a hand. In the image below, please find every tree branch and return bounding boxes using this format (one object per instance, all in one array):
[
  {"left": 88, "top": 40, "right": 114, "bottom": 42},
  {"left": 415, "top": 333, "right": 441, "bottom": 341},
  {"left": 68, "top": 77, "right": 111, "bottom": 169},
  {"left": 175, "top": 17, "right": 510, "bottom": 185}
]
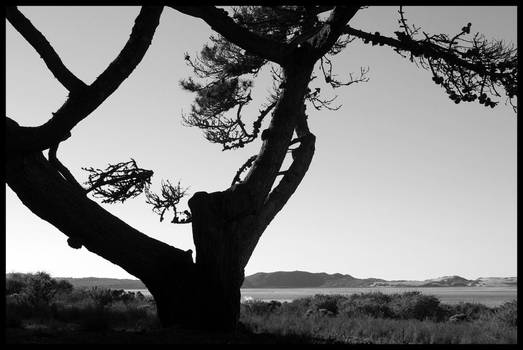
[
  {"left": 239, "top": 132, "right": 316, "bottom": 267},
  {"left": 7, "top": 6, "right": 164, "bottom": 153},
  {"left": 171, "top": 6, "right": 291, "bottom": 64},
  {"left": 345, "top": 24, "right": 517, "bottom": 110},
  {"left": 6, "top": 6, "right": 87, "bottom": 92},
  {"left": 344, "top": 25, "right": 501, "bottom": 79},
  {"left": 242, "top": 63, "right": 314, "bottom": 207},
  {"left": 305, "top": 6, "right": 360, "bottom": 59},
  {"left": 6, "top": 151, "right": 193, "bottom": 282}
]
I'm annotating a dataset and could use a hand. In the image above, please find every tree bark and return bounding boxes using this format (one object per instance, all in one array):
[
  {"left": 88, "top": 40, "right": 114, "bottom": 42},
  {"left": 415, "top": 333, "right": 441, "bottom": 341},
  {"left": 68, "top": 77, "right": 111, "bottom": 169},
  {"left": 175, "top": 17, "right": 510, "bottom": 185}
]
[{"left": 187, "top": 190, "right": 250, "bottom": 330}]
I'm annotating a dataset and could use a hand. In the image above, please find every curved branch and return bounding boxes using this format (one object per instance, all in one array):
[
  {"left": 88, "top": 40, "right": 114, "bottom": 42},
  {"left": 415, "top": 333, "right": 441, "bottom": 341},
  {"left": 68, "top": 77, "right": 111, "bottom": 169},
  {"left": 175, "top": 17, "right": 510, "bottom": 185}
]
[
  {"left": 6, "top": 6, "right": 87, "bottom": 92},
  {"left": 171, "top": 6, "right": 291, "bottom": 64},
  {"left": 6, "top": 150, "right": 192, "bottom": 282},
  {"left": 239, "top": 132, "right": 316, "bottom": 267},
  {"left": 7, "top": 6, "right": 164, "bottom": 153},
  {"left": 242, "top": 63, "right": 314, "bottom": 206}
]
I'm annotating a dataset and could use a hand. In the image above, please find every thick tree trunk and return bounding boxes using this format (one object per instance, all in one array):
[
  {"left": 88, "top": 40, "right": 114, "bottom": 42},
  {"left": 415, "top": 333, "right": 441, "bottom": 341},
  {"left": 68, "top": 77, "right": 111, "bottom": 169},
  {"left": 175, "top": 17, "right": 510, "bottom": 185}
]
[{"left": 187, "top": 190, "right": 251, "bottom": 331}]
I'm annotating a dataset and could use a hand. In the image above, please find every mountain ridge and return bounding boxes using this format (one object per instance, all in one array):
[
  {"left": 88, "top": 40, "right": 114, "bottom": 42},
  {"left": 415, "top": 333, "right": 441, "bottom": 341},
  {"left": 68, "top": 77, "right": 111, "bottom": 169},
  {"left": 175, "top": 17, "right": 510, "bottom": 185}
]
[
  {"left": 50, "top": 271, "right": 517, "bottom": 290},
  {"left": 242, "top": 271, "right": 517, "bottom": 288}
]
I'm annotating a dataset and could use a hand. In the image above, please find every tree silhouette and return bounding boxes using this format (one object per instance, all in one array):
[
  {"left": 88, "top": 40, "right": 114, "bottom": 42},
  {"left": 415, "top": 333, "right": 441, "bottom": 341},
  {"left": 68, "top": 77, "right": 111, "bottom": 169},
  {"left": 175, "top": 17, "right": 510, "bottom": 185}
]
[{"left": 5, "top": 6, "right": 517, "bottom": 331}]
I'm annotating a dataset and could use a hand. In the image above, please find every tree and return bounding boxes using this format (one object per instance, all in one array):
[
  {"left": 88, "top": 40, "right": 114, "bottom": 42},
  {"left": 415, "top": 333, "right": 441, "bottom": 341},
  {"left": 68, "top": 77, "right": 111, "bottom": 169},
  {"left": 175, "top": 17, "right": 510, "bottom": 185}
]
[{"left": 5, "top": 6, "right": 517, "bottom": 331}]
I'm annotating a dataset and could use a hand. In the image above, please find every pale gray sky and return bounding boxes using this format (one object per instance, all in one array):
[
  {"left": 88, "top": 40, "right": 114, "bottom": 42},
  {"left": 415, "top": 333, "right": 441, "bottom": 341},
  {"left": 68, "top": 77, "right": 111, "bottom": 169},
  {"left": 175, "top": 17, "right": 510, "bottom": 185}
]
[{"left": 5, "top": 6, "right": 517, "bottom": 280}]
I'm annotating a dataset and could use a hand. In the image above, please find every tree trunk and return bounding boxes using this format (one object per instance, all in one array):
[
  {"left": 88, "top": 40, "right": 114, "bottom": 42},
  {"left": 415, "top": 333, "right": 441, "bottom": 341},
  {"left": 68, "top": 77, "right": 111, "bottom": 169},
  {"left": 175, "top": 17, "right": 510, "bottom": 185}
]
[
  {"left": 186, "top": 190, "right": 251, "bottom": 331},
  {"left": 142, "top": 189, "right": 255, "bottom": 331}
]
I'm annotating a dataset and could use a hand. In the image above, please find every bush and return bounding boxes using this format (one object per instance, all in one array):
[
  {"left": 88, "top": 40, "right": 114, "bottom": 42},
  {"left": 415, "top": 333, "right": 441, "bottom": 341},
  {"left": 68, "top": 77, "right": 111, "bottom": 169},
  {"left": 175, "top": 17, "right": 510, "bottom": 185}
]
[
  {"left": 340, "top": 292, "right": 393, "bottom": 319},
  {"left": 88, "top": 287, "right": 117, "bottom": 309},
  {"left": 6, "top": 272, "right": 74, "bottom": 309},
  {"left": 311, "top": 294, "right": 346, "bottom": 315},
  {"left": 388, "top": 292, "right": 444, "bottom": 321},
  {"left": 6, "top": 273, "right": 31, "bottom": 295},
  {"left": 493, "top": 300, "right": 517, "bottom": 327},
  {"left": 449, "top": 302, "right": 493, "bottom": 321},
  {"left": 244, "top": 300, "right": 282, "bottom": 315}
]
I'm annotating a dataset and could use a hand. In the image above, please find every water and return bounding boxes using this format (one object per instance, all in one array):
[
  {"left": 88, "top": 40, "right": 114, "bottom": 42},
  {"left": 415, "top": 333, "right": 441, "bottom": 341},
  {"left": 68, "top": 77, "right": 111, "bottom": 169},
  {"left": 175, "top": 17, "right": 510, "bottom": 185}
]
[{"left": 126, "top": 287, "right": 517, "bottom": 307}]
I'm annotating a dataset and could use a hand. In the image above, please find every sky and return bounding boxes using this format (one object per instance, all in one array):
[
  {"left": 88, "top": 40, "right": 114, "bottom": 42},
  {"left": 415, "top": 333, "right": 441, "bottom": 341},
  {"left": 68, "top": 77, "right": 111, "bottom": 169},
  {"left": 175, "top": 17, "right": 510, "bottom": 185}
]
[{"left": 5, "top": 6, "right": 517, "bottom": 281}]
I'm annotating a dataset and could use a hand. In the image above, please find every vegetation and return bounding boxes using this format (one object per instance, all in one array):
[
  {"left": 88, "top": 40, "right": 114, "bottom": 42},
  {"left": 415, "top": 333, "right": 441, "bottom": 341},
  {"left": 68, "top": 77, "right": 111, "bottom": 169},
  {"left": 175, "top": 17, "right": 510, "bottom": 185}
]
[
  {"left": 240, "top": 293, "right": 517, "bottom": 344},
  {"left": 5, "top": 273, "right": 517, "bottom": 344},
  {"left": 6, "top": 272, "right": 158, "bottom": 332}
]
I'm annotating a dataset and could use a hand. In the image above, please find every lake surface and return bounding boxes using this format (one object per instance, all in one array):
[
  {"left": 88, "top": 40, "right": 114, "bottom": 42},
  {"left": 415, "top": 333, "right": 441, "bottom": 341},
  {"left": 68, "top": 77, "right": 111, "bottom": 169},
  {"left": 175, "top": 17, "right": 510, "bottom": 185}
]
[{"left": 126, "top": 287, "right": 517, "bottom": 307}]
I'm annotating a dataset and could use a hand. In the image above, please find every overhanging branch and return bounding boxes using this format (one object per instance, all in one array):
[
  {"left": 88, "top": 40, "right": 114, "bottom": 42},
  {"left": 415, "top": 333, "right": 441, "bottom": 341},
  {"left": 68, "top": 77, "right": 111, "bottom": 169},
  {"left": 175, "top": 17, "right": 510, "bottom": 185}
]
[
  {"left": 6, "top": 151, "right": 193, "bottom": 280},
  {"left": 171, "top": 6, "right": 291, "bottom": 64},
  {"left": 344, "top": 23, "right": 517, "bottom": 110}
]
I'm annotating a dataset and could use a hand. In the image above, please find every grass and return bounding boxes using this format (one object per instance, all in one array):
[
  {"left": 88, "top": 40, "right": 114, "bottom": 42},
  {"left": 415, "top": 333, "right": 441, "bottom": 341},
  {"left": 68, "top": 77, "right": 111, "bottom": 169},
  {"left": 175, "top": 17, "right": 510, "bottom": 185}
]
[{"left": 5, "top": 273, "right": 517, "bottom": 344}]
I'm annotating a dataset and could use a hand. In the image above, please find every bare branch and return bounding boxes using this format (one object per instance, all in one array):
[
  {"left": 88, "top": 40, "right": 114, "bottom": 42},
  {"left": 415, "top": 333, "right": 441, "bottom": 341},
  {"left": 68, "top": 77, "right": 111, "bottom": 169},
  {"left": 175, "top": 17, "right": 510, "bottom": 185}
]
[
  {"left": 319, "top": 57, "right": 369, "bottom": 89},
  {"left": 6, "top": 6, "right": 87, "bottom": 92}
]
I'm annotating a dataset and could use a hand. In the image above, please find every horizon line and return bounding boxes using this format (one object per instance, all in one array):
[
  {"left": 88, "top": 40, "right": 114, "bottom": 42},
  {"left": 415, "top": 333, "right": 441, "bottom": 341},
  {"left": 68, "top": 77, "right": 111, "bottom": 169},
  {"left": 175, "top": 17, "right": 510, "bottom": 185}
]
[{"left": 5, "top": 269, "right": 517, "bottom": 281}]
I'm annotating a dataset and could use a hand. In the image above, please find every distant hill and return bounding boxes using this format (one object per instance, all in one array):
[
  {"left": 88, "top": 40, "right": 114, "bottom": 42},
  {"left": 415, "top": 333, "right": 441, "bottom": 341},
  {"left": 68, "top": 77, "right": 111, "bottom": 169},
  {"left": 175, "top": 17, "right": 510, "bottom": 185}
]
[
  {"left": 241, "top": 271, "right": 386, "bottom": 288},
  {"left": 241, "top": 271, "right": 518, "bottom": 289},
  {"left": 51, "top": 272, "right": 517, "bottom": 290},
  {"left": 55, "top": 277, "right": 146, "bottom": 290}
]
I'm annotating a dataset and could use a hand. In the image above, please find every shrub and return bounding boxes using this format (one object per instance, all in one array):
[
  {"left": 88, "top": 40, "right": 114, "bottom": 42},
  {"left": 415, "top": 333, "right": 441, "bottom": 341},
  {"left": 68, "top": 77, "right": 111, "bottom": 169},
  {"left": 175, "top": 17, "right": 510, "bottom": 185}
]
[
  {"left": 341, "top": 292, "right": 393, "bottom": 319},
  {"left": 450, "top": 302, "right": 493, "bottom": 321},
  {"left": 6, "top": 272, "right": 74, "bottom": 310},
  {"left": 311, "top": 294, "right": 346, "bottom": 315},
  {"left": 6, "top": 273, "right": 31, "bottom": 295},
  {"left": 88, "top": 287, "right": 116, "bottom": 309},
  {"left": 388, "top": 292, "right": 444, "bottom": 321},
  {"left": 244, "top": 300, "right": 281, "bottom": 315},
  {"left": 493, "top": 300, "right": 517, "bottom": 327}
]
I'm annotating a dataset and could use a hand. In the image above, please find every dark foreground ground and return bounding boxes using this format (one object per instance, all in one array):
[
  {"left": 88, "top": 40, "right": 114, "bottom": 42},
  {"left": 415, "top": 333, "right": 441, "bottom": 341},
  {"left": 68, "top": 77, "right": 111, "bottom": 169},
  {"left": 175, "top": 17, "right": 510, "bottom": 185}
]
[{"left": 6, "top": 326, "right": 366, "bottom": 344}]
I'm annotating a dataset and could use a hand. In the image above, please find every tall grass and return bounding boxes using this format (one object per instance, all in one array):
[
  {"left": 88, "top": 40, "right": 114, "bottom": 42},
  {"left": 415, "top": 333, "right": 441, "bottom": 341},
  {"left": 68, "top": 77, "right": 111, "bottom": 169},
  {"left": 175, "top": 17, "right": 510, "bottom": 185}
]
[{"left": 240, "top": 292, "right": 517, "bottom": 344}]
